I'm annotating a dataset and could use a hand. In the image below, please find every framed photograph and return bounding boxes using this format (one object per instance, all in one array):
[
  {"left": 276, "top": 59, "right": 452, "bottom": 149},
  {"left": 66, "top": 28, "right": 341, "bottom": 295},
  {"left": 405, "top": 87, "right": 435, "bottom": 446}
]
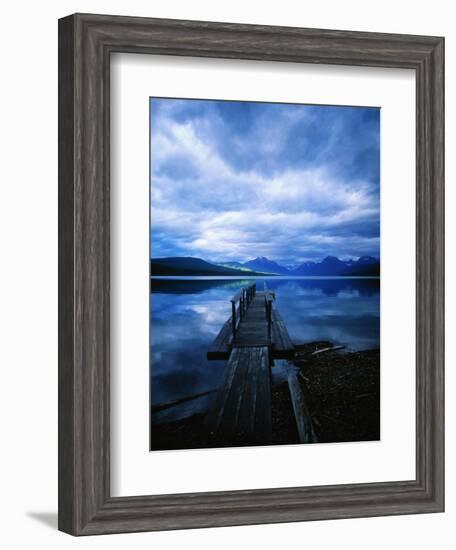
[{"left": 58, "top": 13, "right": 444, "bottom": 535}]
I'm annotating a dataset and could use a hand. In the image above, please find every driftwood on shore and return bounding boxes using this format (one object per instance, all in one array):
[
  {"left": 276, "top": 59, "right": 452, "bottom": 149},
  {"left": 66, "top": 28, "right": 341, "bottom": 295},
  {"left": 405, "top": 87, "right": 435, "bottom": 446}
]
[
  {"left": 151, "top": 389, "right": 216, "bottom": 415},
  {"left": 287, "top": 371, "right": 318, "bottom": 443},
  {"left": 311, "top": 345, "right": 346, "bottom": 356}
]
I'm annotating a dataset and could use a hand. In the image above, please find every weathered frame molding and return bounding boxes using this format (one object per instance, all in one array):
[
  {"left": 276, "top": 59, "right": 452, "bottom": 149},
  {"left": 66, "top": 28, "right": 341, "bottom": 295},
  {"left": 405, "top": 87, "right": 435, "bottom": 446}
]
[{"left": 58, "top": 13, "right": 444, "bottom": 535}]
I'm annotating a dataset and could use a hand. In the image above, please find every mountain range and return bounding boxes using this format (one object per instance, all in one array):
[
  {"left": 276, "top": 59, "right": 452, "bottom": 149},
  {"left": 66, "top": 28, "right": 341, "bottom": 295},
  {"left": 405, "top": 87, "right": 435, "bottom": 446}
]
[{"left": 151, "top": 255, "right": 380, "bottom": 277}]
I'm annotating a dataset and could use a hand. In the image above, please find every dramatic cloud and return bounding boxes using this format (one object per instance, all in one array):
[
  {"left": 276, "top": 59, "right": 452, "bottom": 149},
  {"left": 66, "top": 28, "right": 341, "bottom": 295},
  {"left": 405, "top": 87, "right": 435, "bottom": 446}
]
[{"left": 150, "top": 98, "right": 380, "bottom": 265}]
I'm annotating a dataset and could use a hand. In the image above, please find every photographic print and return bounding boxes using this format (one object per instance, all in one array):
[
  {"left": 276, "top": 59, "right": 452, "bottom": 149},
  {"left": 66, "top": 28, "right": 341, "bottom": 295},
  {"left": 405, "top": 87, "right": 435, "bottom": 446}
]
[{"left": 149, "top": 98, "right": 380, "bottom": 451}]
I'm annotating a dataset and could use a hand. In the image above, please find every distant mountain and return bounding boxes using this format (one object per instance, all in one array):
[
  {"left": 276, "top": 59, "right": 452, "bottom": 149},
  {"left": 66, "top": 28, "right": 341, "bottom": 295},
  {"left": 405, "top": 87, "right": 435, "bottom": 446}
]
[
  {"left": 242, "top": 257, "right": 291, "bottom": 275},
  {"left": 150, "top": 257, "right": 269, "bottom": 277},
  {"left": 293, "top": 255, "right": 346, "bottom": 276},
  {"left": 226, "top": 255, "right": 379, "bottom": 276},
  {"left": 293, "top": 255, "right": 379, "bottom": 276}
]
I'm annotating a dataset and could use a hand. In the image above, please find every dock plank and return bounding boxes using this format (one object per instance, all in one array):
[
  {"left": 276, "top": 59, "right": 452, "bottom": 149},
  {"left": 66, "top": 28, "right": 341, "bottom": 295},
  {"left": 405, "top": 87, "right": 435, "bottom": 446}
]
[
  {"left": 206, "top": 346, "right": 272, "bottom": 445},
  {"left": 232, "top": 293, "right": 270, "bottom": 348},
  {"left": 205, "top": 348, "right": 242, "bottom": 433},
  {"left": 255, "top": 347, "right": 272, "bottom": 439}
]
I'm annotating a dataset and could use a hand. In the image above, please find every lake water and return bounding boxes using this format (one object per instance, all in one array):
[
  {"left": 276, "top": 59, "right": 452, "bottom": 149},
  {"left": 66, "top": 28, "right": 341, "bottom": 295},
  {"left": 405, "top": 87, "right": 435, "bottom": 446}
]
[{"left": 150, "top": 277, "right": 380, "bottom": 423}]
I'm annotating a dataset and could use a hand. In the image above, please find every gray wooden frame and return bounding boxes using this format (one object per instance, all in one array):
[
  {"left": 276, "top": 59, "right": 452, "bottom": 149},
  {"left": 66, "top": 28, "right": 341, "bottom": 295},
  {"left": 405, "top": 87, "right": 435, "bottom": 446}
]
[{"left": 58, "top": 13, "right": 444, "bottom": 536}]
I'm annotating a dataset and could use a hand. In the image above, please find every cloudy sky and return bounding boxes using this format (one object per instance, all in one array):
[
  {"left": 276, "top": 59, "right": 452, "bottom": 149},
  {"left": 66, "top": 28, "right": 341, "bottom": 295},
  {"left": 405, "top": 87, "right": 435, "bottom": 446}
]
[{"left": 150, "top": 98, "right": 380, "bottom": 266}]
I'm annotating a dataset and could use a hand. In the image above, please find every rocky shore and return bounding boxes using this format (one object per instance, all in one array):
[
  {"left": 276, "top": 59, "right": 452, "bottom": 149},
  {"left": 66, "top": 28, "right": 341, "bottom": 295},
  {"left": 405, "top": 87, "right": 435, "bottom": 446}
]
[{"left": 284, "top": 341, "right": 380, "bottom": 443}]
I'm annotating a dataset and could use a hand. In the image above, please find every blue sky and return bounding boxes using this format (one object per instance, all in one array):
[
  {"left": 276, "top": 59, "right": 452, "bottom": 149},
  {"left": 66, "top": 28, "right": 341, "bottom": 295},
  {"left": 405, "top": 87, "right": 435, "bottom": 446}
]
[{"left": 150, "top": 98, "right": 380, "bottom": 266}]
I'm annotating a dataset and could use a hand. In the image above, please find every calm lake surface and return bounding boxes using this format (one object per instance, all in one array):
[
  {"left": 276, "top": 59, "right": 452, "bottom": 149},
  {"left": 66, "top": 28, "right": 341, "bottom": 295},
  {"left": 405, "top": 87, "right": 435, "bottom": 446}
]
[{"left": 150, "top": 277, "right": 380, "bottom": 423}]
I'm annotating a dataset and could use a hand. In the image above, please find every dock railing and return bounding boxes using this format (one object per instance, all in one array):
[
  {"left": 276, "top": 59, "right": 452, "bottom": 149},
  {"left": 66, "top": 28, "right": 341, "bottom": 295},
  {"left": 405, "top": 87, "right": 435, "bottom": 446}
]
[
  {"left": 230, "top": 283, "right": 256, "bottom": 339},
  {"left": 265, "top": 293, "right": 274, "bottom": 337},
  {"left": 207, "top": 281, "right": 294, "bottom": 361},
  {"left": 263, "top": 282, "right": 275, "bottom": 337}
]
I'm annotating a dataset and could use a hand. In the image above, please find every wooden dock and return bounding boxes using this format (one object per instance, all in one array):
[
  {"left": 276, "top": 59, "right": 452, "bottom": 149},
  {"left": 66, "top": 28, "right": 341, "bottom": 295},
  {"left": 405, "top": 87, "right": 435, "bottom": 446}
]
[
  {"left": 206, "top": 283, "right": 296, "bottom": 445},
  {"left": 207, "top": 284, "right": 295, "bottom": 361}
]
